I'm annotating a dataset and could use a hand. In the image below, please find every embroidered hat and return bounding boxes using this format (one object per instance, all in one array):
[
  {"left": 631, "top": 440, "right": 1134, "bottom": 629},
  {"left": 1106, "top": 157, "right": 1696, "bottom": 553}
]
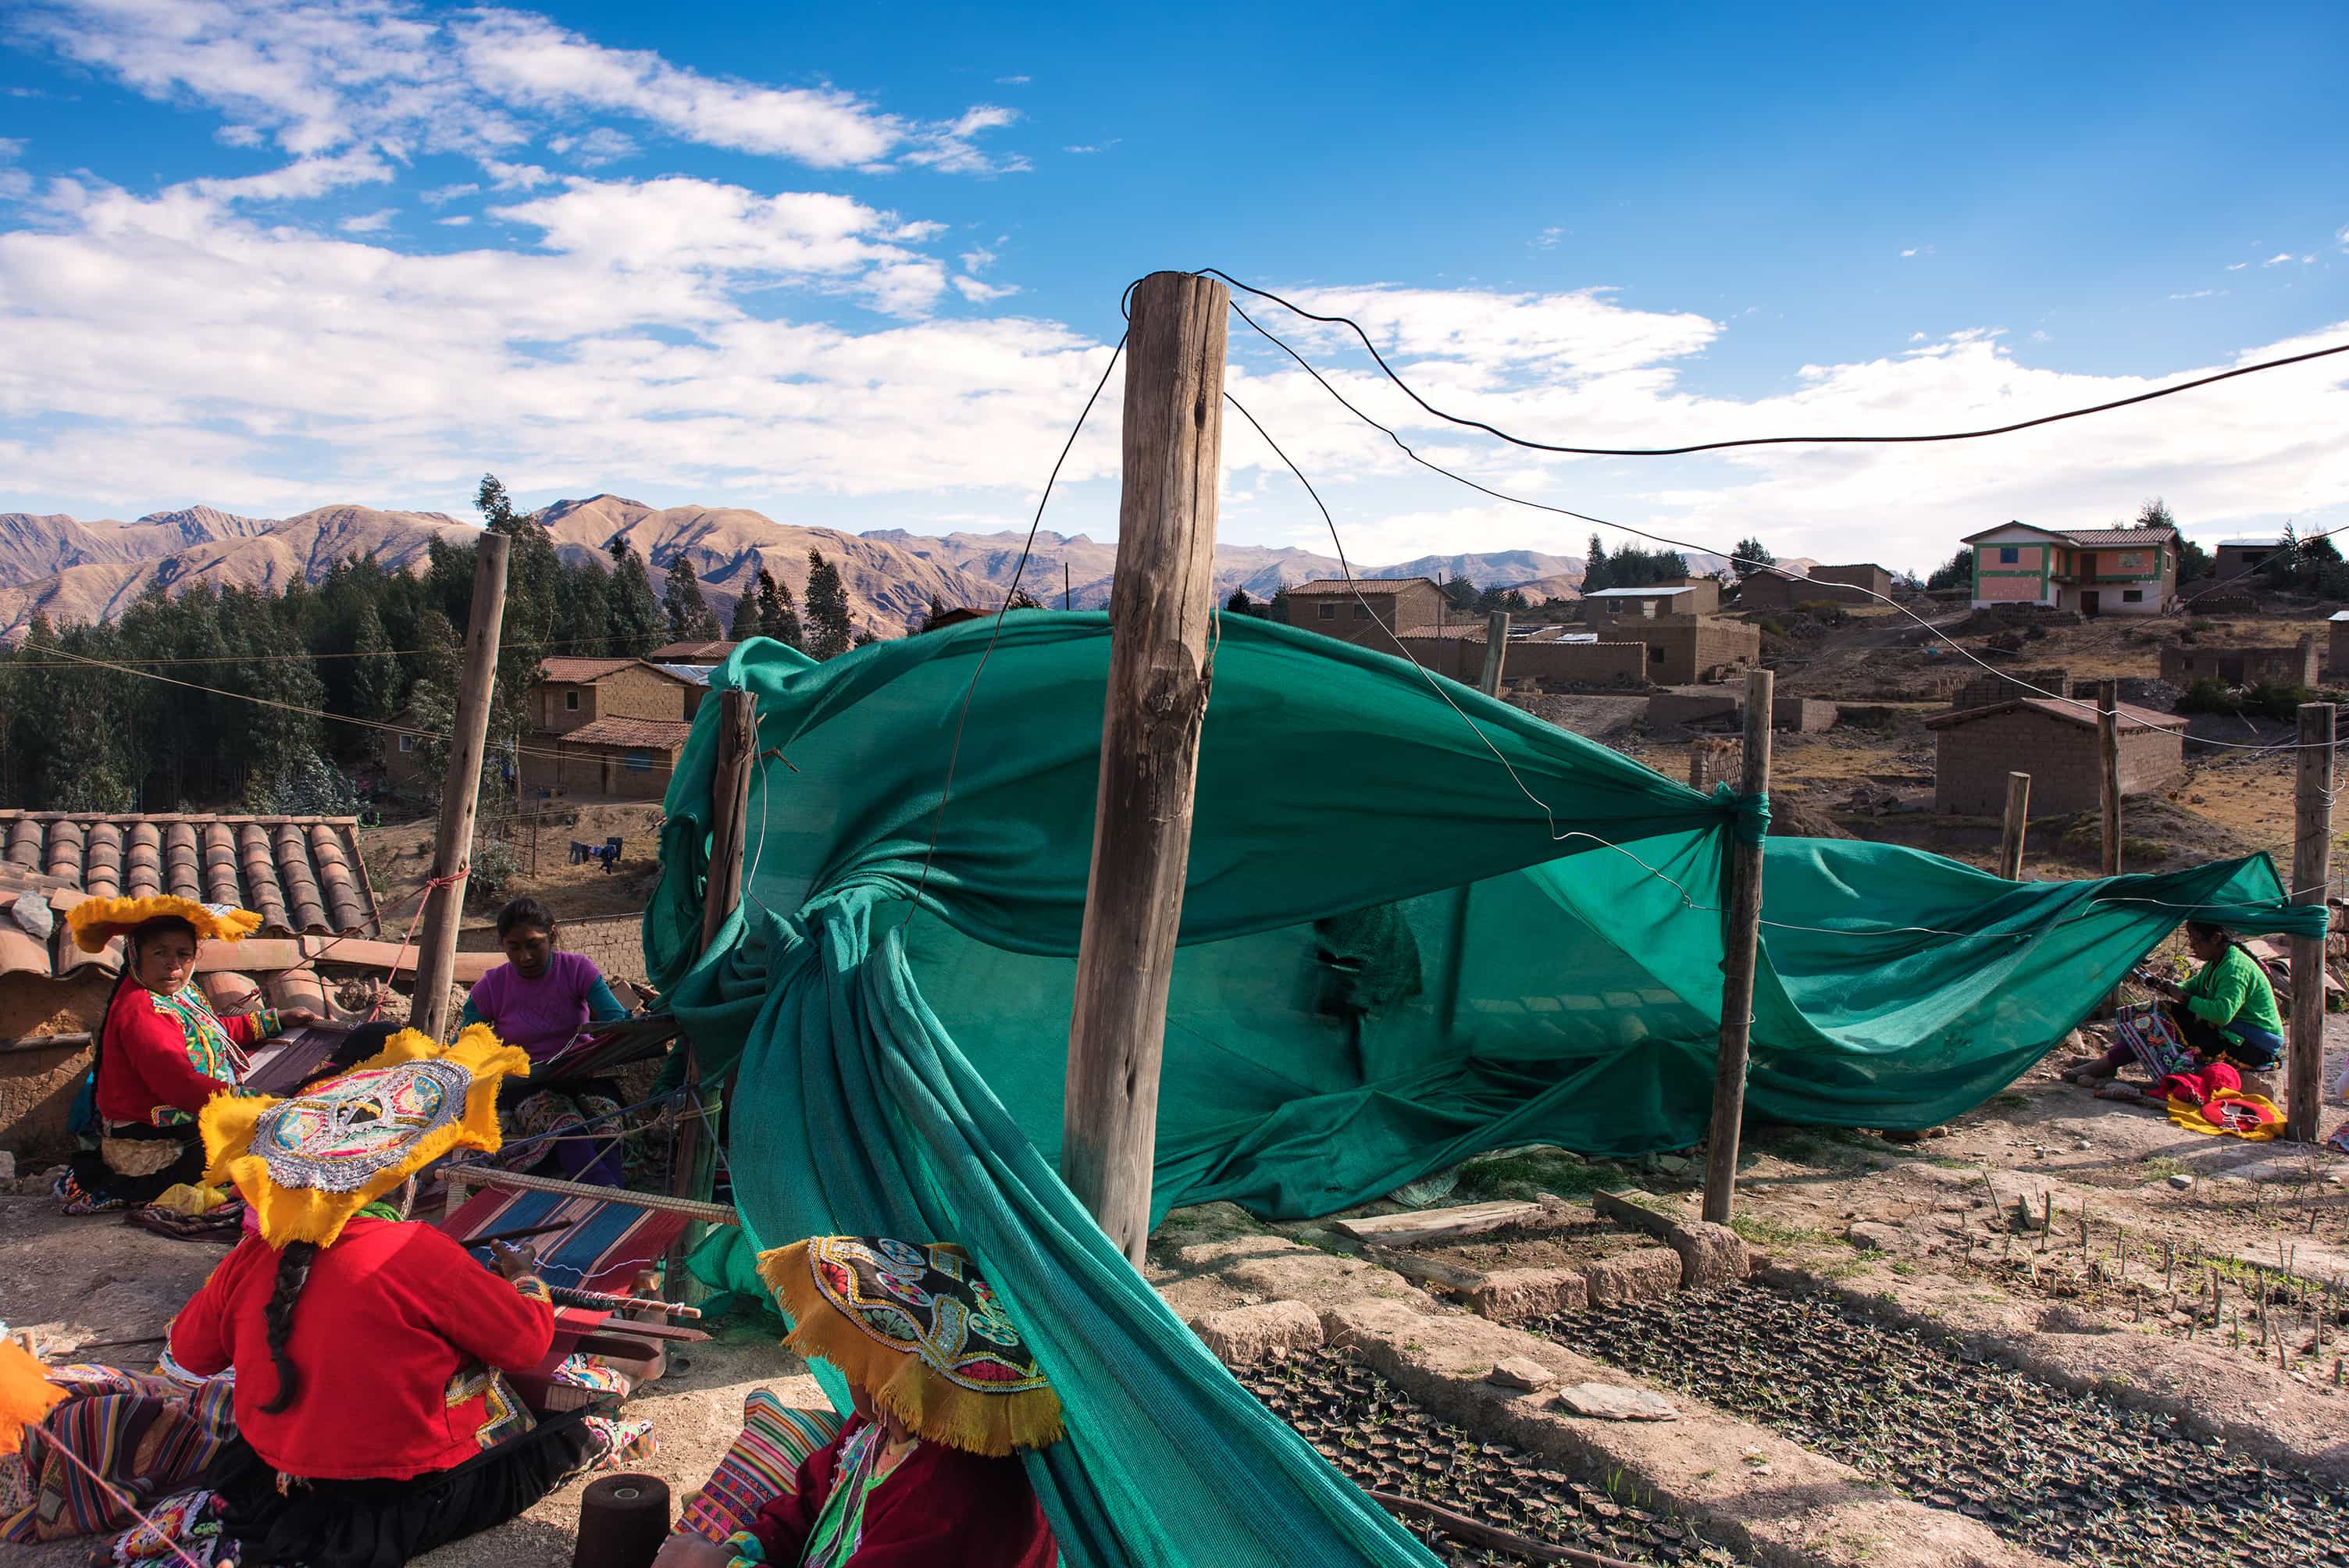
[
  {"left": 66, "top": 894, "right": 262, "bottom": 954},
  {"left": 757, "top": 1236, "right": 1063, "bottom": 1457},
  {"left": 200, "top": 1025, "right": 529, "bottom": 1248}
]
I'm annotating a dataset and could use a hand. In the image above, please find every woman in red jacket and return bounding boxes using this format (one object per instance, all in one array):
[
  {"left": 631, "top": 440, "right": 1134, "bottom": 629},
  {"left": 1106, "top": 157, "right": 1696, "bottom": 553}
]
[
  {"left": 170, "top": 1026, "right": 590, "bottom": 1568},
  {"left": 54, "top": 896, "right": 317, "bottom": 1213},
  {"left": 659, "top": 1235, "right": 1062, "bottom": 1568}
]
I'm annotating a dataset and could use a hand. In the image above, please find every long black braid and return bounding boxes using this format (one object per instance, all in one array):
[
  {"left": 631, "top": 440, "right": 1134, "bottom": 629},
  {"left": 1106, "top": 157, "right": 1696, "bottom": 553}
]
[{"left": 257, "top": 1241, "right": 320, "bottom": 1415}]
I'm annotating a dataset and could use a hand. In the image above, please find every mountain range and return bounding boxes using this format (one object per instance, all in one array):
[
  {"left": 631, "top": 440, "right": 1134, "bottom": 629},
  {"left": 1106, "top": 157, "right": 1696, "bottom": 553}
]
[{"left": 0, "top": 497, "right": 1620, "bottom": 643}]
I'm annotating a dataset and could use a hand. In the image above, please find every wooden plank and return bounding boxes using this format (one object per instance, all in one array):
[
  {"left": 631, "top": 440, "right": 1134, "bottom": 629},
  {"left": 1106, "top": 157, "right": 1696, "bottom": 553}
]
[
  {"left": 1362, "top": 1245, "right": 1489, "bottom": 1295},
  {"left": 2289, "top": 701, "right": 2335, "bottom": 1142},
  {"left": 1478, "top": 611, "right": 1511, "bottom": 695},
  {"left": 1062, "top": 271, "right": 1228, "bottom": 1265},
  {"left": 1331, "top": 1199, "right": 1542, "bottom": 1246},
  {"left": 413, "top": 533, "right": 508, "bottom": 1041},
  {"left": 1702, "top": 666, "right": 1774, "bottom": 1225},
  {"left": 2098, "top": 679, "right": 2122, "bottom": 877},
  {"left": 1998, "top": 771, "right": 2030, "bottom": 879}
]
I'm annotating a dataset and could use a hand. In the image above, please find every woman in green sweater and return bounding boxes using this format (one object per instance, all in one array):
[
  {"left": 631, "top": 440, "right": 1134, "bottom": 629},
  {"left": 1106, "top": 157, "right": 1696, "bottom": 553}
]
[{"left": 2075, "top": 921, "right": 2285, "bottom": 1085}]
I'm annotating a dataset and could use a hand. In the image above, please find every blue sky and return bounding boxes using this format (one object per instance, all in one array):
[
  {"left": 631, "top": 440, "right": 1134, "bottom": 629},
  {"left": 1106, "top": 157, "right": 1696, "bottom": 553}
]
[{"left": 1, "top": 0, "right": 2344, "bottom": 575}]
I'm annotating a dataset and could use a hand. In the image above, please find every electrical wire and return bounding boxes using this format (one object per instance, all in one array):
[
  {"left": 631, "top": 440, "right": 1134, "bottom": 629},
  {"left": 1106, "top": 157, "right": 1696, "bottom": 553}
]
[
  {"left": 1221, "top": 292, "right": 2349, "bottom": 754},
  {"left": 1196, "top": 268, "right": 2349, "bottom": 457}
]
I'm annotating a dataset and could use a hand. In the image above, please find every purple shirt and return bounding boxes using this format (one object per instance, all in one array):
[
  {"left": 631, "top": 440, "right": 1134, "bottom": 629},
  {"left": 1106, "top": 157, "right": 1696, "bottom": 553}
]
[{"left": 463, "top": 951, "right": 608, "bottom": 1062}]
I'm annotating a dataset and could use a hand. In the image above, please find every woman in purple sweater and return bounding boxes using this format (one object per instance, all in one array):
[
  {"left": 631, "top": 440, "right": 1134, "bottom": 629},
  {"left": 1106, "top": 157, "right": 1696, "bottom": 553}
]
[{"left": 462, "top": 896, "right": 632, "bottom": 1183}]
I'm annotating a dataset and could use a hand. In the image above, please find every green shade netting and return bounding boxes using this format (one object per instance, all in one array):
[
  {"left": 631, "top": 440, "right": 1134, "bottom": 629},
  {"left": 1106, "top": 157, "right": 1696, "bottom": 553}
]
[{"left": 642, "top": 612, "right": 2321, "bottom": 1568}]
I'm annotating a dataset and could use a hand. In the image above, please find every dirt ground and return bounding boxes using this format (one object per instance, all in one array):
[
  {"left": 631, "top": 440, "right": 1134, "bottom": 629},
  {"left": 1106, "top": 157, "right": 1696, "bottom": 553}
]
[{"left": 358, "top": 800, "right": 669, "bottom": 935}]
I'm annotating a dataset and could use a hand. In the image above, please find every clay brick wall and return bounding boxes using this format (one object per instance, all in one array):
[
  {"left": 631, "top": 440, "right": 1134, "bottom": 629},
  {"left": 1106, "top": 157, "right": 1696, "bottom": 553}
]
[
  {"left": 1952, "top": 668, "right": 2070, "bottom": 711},
  {"left": 1740, "top": 575, "right": 1875, "bottom": 611},
  {"left": 2159, "top": 641, "right": 2319, "bottom": 687},
  {"left": 1935, "top": 710, "right": 2183, "bottom": 815}
]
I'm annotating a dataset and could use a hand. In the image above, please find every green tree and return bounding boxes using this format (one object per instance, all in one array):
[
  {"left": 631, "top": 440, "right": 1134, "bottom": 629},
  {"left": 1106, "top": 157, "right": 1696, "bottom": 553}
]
[
  {"left": 927, "top": 592, "right": 947, "bottom": 621},
  {"left": 804, "top": 551, "right": 854, "bottom": 659},
  {"left": 728, "top": 586, "right": 761, "bottom": 640},
  {"left": 1226, "top": 586, "right": 1256, "bottom": 616},
  {"left": 1925, "top": 549, "right": 1973, "bottom": 591},
  {"left": 604, "top": 539, "right": 663, "bottom": 656},
  {"left": 1582, "top": 535, "right": 1611, "bottom": 593},
  {"left": 1267, "top": 586, "right": 1293, "bottom": 624},
  {"left": 1731, "top": 537, "right": 1776, "bottom": 572},
  {"left": 755, "top": 568, "right": 804, "bottom": 650},
  {"left": 661, "top": 554, "right": 722, "bottom": 643},
  {"left": 347, "top": 598, "right": 401, "bottom": 725}
]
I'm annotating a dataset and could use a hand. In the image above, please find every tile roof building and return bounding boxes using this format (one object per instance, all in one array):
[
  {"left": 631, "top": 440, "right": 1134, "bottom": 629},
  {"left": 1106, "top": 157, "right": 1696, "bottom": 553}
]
[
  {"left": 0, "top": 812, "right": 379, "bottom": 936},
  {"left": 1961, "top": 522, "right": 2178, "bottom": 616}
]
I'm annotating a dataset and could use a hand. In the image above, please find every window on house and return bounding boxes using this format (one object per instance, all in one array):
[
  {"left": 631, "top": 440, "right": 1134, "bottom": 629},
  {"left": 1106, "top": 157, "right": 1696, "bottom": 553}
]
[
  {"left": 1998, "top": 547, "right": 2019, "bottom": 565},
  {"left": 1649, "top": 645, "right": 1665, "bottom": 663},
  {"left": 1353, "top": 604, "right": 1371, "bottom": 619},
  {"left": 397, "top": 734, "right": 415, "bottom": 753},
  {"left": 1317, "top": 603, "right": 1337, "bottom": 621},
  {"left": 2122, "top": 589, "right": 2144, "bottom": 604},
  {"left": 625, "top": 750, "right": 652, "bottom": 772},
  {"left": 565, "top": 690, "right": 579, "bottom": 711},
  {"left": 1640, "top": 600, "right": 1657, "bottom": 619}
]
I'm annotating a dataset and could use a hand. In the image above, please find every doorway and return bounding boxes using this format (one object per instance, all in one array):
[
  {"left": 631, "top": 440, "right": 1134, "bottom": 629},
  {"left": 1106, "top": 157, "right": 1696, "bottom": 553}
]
[{"left": 2081, "top": 590, "right": 2101, "bottom": 617}]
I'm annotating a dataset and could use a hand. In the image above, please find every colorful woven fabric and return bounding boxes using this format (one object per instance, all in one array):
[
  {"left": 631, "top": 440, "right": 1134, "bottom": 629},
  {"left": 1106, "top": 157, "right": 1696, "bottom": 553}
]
[
  {"left": 2168, "top": 1087, "right": 2285, "bottom": 1139},
  {"left": 440, "top": 1185, "right": 687, "bottom": 1295},
  {"left": 0, "top": 1370, "right": 236, "bottom": 1543},
  {"left": 112, "top": 1487, "right": 221, "bottom": 1566},
  {"left": 760, "top": 1238, "right": 1061, "bottom": 1458},
  {"left": 66, "top": 896, "right": 261, "bottom": 953},
  {"left": 679, "top": 1391, "right": 847, "bottom": 1543},
  {"left": 202, "top": 1025, "right": 528, "bottom": 1248},
  {"left": 2114, "top": 1001, "right": 2195, "bottom": 1081}
]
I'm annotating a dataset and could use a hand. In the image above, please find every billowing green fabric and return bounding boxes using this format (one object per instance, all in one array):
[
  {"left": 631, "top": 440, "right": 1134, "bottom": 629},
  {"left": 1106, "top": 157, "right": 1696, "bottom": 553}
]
[{"left": 644, "top": 612, "right": 2320, "bottom": 1568}]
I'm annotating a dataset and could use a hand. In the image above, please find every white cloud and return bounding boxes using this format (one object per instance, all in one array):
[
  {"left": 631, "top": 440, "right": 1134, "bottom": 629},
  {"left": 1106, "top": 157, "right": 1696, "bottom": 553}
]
[
  {"left": 216, "top": 124, "right": 264, "bottom": 148},
  {"left": 1533, "top": 226, "right": 1563, "bottom": 249},
  {"left": 547, "top": 127, "right": 637, "bottom": 166},
  {"left": 952, "top": 276, "right": 1018, "bottom": 302},
  {"left": 0, "top": 139, "right": 24, "bottom": 202},
  {"left": 1908, "top": 331, "right": 1927, "bottom": 342},
  {"left": 2227, "top": 262, "right": 2250, "bottom": 271},
  {"left": 421, "top": 183, "right": 479, "bottom": 205},
  {"left": 17, "top": 0, "right": 1022, "bottom": 176},
  {"left": 994, "top": 75, "right": 1030, "bottom": 84},
  {"left": 2169, "top": 289, "right": 2222, "bottom": 300},
  {"left": 482, "top": 159, "right": 552, "bottom": 191},
  {"left": 960, "top": 246, "right": 996, "bottom": 272},
  {"left": 2265, "top": 252, "right": 2295, "bottom": 265},
  {"left": 1899, "top": 248, "right": 1918, "bottom": 258},
  {"left": 339, "top": 207, "right": 397, "bottom": 233},
  {"left": 436, "top": 214, "right": 472, "bottom": 226},
  {"left": 192, "top": 148, "right": 393, "bottom": 202},
  {"left": 1064, "top": 144, "right": 1100, "bottom": 155}
]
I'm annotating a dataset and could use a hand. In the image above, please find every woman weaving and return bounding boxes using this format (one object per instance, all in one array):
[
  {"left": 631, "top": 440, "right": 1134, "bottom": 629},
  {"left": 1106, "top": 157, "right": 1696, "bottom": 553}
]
[
  {"left": 656, "top": 1236, "right": 1060, "bottom": 1568},
  {"left": 2070, "top": 920, "right": 2286, "bottom": 1086},
  {"left": 462, "top": 896, "right": 635, "bottom": 1183},
  {"left": 53, "top": 895, "right": 318, "bottom": 1213},
  {"left": 166, "top": 1026, "right": 600, "bottom": 1568}
]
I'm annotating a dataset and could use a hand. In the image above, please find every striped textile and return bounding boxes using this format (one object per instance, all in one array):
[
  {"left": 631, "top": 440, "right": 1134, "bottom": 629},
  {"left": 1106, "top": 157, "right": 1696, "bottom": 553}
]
[
  {"left": 677, "top": 1391, "right": 845, "bottom": 1543},
  {"left": 440, "top": 1184, "right": 689, "bottom": 1295},
  {"left": 0, "top": 1368, "right": 236, "bottom": 1543}
]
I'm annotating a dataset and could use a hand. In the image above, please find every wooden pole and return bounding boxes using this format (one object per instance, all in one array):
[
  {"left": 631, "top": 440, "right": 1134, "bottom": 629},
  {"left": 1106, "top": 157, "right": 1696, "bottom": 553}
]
[
  {"left": 412, "top": 533, "right": 508, "bottom": 1041},
  {"left": 670, "top": 688, "right": 759, "bottom": 1299},
  {"left": 2098, "top": 679, "right": 2122, "bottom": 877},
  {"left": 1702, "top": 665, "right": 1774, "bottom": 1224},
  {"left": 2289, "top": 701, "right": 2335, "bottom": 1142},
  {"left": 1998, "top": 771, "right": 2031, "bottom": 880},
  {"left": 1063, "top": 269, "right": 1227, "bottom": 1264},
  {"left": 1064, "top": 561, "right": 1072, "bottom": 611},
  {"left": 1479, "top": 611, "right": 1512, "bottom": 695}
]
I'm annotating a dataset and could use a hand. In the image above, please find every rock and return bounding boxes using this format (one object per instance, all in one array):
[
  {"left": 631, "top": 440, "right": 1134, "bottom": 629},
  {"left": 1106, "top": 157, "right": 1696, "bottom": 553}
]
[
  {"left": 1667, "top": 1219, "right": 1752, "bottom": 1289},
  {"left": 0, "top": 1150, "right": 12, "bottom": 1182},
  {"left": 1653, "top": 1154, "right": 1695, "bottom": 1176},
  {"left": 1188, "top": 1300, "right": 1323, "bottom": 1366},
  {"left": 11, "top": 891, "right": 52, "bottom": 941},
  {"left": 1468, "top": 1267, "right": 1588, "bottom": 1321},
  {"left": 1844, "top": 1221, "right": 1905, "bottom": 1253},
  {"left": 1488, "top": 1356, "right": 1556, "bottom": 1392},
  {"left": 1555, "top": 1381, "right": 1678, "bottom": 1421},
  {"left": 2167, "top": 1173, "right": 2194, "bottom": 1191},
  {"left": 1583, "top": 1246, "right": 1684, "bottom": 1307},
  {"left": 2073, "top": 1139, "right": 2092, "bottom": 1153}
]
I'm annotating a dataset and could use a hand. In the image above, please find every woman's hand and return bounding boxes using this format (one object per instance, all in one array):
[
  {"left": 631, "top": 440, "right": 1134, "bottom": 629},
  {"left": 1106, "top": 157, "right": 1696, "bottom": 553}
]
[
  {"left": 652, "top": 1534, "right": 735, "bottom": 1568},
  {"left": 278, "top": 1007, "right": 323, "bottom": 1028},
  {"left": 490, "top": 1242, "right": 540, "bottom": 1281}
]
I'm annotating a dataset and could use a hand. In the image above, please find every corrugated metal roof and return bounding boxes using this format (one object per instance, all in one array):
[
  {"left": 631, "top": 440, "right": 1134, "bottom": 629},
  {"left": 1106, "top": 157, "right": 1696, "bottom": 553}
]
[
  {"left": 1584, "top": 586, "right": 1696, "bottom": 598},
  {"left": 2219, "top": 537, "right": 2287, "bottom": 548},
  {"left": 653, "top": 663, "right": 715, "bottom": 686},
  {"left": 0, "top": 812, "right": 379, "bottom": 938}
]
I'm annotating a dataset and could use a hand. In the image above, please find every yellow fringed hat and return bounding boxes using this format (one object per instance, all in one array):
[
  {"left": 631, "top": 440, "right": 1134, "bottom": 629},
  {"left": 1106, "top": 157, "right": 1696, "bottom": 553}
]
[
  {"left": 66, "top": 894, "right": 262, "bottom": 954},
  {"left": 758, "top": 1237, "right": 1063, "bottom": 1458},
  {"left": 201, "top": 1025, "right": 529, "bottom": 1249},
  {"left": 0, "top": 1339, "right": 66, "bottom": 1458}
]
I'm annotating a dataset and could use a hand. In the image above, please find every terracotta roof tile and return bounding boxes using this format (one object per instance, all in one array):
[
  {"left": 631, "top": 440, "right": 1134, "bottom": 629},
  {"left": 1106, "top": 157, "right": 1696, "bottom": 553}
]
[
  {"left": 647, "top": 640, "right": 737, "bottom": 660},
  {"left": 2052, "top": 526, "right": 2177, "bottom": 548},
  {"left": 0, "top": 813, "right": 380, "bottom": 938},
  {"left": 561, "top": 715, "right": 696, "bottom": 749},
  {"left": 1282, "top": 577, "right": 1444, "bottom": 597},
  {"left": 539, "top": 656, "right": 643, "bottom": 682}
]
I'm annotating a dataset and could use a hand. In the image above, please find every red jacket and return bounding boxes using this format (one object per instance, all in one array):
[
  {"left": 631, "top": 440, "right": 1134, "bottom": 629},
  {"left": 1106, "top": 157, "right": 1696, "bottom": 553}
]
[
  {"left": 750, "top": 1417, "right": 1057, "bottom": 1567},
  {"left": 168, "top": 1217, "right": 555, "bottom": 1481},
  {"left": 95, "top": 982, "right": 275, "bottom": 1127}
]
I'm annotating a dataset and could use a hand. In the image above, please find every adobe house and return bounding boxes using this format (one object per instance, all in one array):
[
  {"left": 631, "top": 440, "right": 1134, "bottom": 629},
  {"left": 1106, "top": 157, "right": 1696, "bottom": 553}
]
[
  {"left": 2158, "top": 636, "right": 2319, "bottom": 690},
  {"left": 1388, "top": 625, "right": 1649, "bottom": 687},
  {"left": 2211, "top": 537, "right": 2286, "bottom": 584},
  {"left": 2332, "top": 611, "right": 2349, "bottom": 678},
  {"left": 647, "top": 638, "right": 739, "bottom": 666},
  {"left": 1577, "top": 577, "right": 1723, "bottom": 622},
  {"left": 1962, "top": 521, "right": 2176, "bottom": 616},
  {"left": 535, "top": 657, "right": 702, "bottom": 732},
  {"left": 1283, "top": 578, "right": 1449, "bottom": 644},
  {"left": 1925, "top": 697, "right": 2186, "bottom": 815},
  {"left": 520, "top": 715, "right": 693, "bottom": 800},
  {"left": 1738, "top": 564, "right": 1892, "bottom": 611}
]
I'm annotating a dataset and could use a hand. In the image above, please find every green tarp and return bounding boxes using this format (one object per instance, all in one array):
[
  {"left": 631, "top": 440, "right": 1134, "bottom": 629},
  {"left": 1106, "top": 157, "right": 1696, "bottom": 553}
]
[{"left": 643, "top": 612, "right": 2320, "bottom": 1568}]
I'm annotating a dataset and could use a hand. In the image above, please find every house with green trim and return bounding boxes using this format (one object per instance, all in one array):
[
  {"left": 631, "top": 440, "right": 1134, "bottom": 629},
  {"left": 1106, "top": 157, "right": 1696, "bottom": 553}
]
[{"left": 1962, "top": 521, "right": 2177, "bottom": 617}]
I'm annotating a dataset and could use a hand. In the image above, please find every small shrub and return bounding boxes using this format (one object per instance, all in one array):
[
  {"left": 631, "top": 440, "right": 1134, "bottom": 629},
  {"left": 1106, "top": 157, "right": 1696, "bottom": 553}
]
[
  {"left": 2174, "top": 677, "right": 2240, "bottom": 715},
  {"left": 2244, "top": 679, "right": 2314, "bottom": 722},
  {"left": 469, "top": 839, "right": 522, "bottom": 904}
]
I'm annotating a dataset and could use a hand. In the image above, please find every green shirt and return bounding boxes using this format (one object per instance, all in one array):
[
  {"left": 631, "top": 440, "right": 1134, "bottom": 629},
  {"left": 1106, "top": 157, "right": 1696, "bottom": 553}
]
[{"left": 2179, "top": 944, "right": 2283, "bottom": 1042}]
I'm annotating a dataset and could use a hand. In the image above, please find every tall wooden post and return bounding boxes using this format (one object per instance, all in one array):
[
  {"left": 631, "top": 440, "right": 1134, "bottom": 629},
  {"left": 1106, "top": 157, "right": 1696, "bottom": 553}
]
[
  {"left": 1702, "top": 666, "right": 1774, "bottom": 1224},
  {"left": 669, "top": 689, "right": 759, "bottom": 1299},
  {"left": 1478, "top": 611, "right": 1512, "bottom": 696},
  {"left": 1063, "top": 270, "right": 1227, "bottom": 1264},
  {"left": 1998, "top": 772, "right": 2031, "bottom": 880},
  {"left": 412, "top": 533, "right": 508, "bottom": 1041},
  {"left": 2289, "top": 702, "right": 2335, "bottom": 1142},
  {"left": 2098, "top": 679, "right": 2122, "bottom": 876}
]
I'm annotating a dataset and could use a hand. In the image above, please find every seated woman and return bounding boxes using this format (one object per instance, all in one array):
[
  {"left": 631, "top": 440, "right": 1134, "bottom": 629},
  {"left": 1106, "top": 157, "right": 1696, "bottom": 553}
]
[
  {"left": 169, "top": 1026, "right": 596, "bottom": 1568},
  {"left": 462, "top": 896, "right": 633, "bottom": 1182},
  {"left": 55, "top": 896, "right": 318, "bottom": 1213},
  {"left": 658, "top": 1235, "right": 1060, "bottom": 1568},
  {"left": 2071, "top": 920, "right": 2286, "bottom": 1085}
]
